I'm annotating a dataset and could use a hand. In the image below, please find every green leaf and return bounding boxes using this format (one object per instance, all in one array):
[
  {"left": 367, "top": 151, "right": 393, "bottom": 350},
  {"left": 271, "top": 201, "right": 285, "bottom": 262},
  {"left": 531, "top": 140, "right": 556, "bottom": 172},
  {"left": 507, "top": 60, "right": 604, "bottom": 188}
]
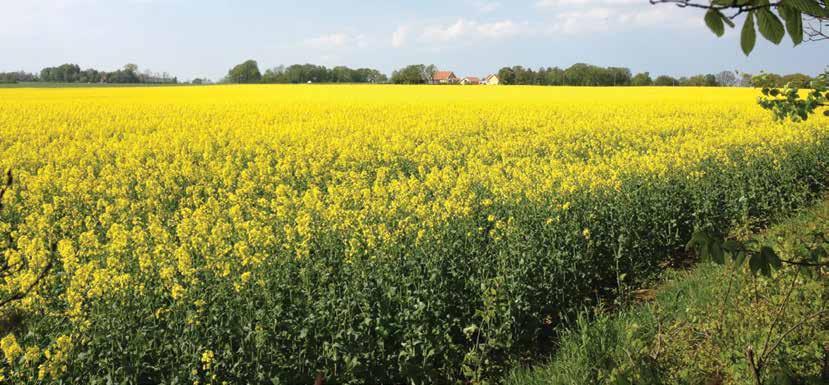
[
  {"left": 749, "top": 252, "right": 763, "bottom": 275},
  {"left": 705, "top": 9, "right": 727, "bottom": 37},
  {"left": 756, "top": 8, "right": 786, "bottom": 44},
  {"left": 742, "top": 12, "right": 757, "bottom": 55},
  {"left": 784, "top": 0, "right": 829, "bottom": 17},
  {"left": 733, "top": 251, "right": 747, "bottom": 266},
  {"left": 686, "top": 230, "right": 708, "bottom": 252},
  {"left": 723, "top": 16, "right": 735, "bottom": 28},
  {"left": 710, "top": 241, "right": 725, "bottom": 264},
  {"left": 779, "top": 5, "right": 804, "bottom": 45},
  {"left": 761, "top": 246, "right": 782, "bottom": 269},
  {"left": 723, "top": 239, "right": 742, "bottom": 253}
]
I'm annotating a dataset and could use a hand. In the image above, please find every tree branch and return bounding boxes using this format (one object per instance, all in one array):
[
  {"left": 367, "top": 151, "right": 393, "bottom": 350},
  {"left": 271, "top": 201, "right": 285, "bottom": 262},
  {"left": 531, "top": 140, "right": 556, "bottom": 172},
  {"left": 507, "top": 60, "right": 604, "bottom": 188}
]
[
  {"left": 780, "top": 258, "right": 829, "bottom": 267},
  {"left": 649, "top": 0, "right": 786, "bottom": 19}
]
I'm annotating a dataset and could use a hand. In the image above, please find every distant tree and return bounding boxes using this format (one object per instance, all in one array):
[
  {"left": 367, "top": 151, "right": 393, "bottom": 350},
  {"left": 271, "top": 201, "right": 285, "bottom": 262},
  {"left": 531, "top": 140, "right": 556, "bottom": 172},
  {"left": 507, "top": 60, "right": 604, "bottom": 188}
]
[
  {"left": 751, "top": 73, "right": 784, "bottom": 87},
  {"left": 781, "top": 73, "right": 813, "bottom": 87},
  {"left": 391, "top": 64, "right": 435, "bottom": 84},
  {"left": 681, "top": 75, "right": 703, "bottom": 86},
  {"left": 738, "top": 72, "right": 754, "bottom": 87},
  {"left": 607, "top": 67, "right": 633, "bottom": 85},
  {"left": 544, "top": 67, "right": 566, "bottom": 85},
  {"left": 40, "top": 64, "right": 81, "bottom": 82},
  {"left": 226, "top": 60, "right": 262, "bottom": 84},
  {"left": 262, "top": 66, "right": 285, "bottom": 83},
  {"left": 497, "top": 67, "right": 516, "bottom": 85},
  {"left": 420, "top": 65, "right": 437, "bottom": 84},
  {"left": 512, "top": 66, "right": 535, "bottom": 84},
  {"left": 0, "top": 71, "right": 36, "bottom": 83},
  {"left": 631, "top": 72, "right": 654, "bottom": 86},
  {"left": 494, "top": 64, "right": 633, "bottom": 86},
  {"left": 106, "top": 64, "right": 141, "bottom": 84},
  {"left": 358, "top": 68, "right": 388, "bottom": 83},
  {"left": 79, "top": 68, "right": 101, "bottom": 83},
  {"left": 563, "top": 63, "right": 596, "bottom": 86},
  {"left": 260, "top": 64, "right": 386, "bottom": 84},
  {"left": 716, "top": 70, "right": 739, "bottom": 86},
  {"left": 654, "top": 75, "right": 679, "bottom": 86},
  {"left": 704, "top": 73, "right": 719, "bottom": 86},
  {"left": 330, "top": 66, "right": 354, "bottom": 83}
]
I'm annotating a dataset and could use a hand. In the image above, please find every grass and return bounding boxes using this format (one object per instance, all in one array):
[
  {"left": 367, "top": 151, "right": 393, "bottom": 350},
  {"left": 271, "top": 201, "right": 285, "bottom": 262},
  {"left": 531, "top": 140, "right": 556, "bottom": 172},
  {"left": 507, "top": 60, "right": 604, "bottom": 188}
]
[{"left": 506, "top": 197, "right": 829, "bottom": 385}]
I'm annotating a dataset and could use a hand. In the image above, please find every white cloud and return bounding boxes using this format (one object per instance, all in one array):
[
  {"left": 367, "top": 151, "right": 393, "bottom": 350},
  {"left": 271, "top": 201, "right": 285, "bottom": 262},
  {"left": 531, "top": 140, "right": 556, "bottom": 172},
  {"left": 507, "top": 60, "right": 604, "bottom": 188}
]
[
  {"left": 391, "top": 25, "right": 409, "bottom": 48},
  {"left": 302, "top": 32, "right": 368, "bottom": 49},
  {"left": 474, "top": 1, "right": 502, "bottom": 13},
  {"left": 537, "top": 0, "right": 697, "bottom": 34},
  {"left": 549, "top": 8, "right": 614, "bottom": 34},
  {"left": 420, "top": 19, "right": 529, "bottom": 43}
]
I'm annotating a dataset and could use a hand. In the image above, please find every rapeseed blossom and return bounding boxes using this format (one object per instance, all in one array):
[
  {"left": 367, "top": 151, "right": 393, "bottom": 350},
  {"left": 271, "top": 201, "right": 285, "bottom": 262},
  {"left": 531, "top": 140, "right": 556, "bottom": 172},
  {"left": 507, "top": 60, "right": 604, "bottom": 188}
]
[{"left": 0, "top": 85, "right": 825, "bottom": 383}]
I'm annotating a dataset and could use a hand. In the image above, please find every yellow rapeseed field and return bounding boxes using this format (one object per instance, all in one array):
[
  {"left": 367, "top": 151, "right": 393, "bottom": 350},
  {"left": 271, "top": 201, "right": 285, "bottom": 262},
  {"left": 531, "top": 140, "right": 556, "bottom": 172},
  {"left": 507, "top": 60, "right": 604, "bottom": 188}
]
[{"left": 0, "top": 85, "right": 826, "bottom": 384}]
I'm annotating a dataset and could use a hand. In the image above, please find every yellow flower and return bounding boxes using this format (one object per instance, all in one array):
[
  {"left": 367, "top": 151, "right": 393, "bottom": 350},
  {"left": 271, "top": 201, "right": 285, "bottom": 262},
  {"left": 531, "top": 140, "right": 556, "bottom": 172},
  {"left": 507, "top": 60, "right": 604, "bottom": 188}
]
[
  {"left": 171, "top": 284, "right": 186, "bottom": 300},
  {"left": 201, "top": 350, "right": 215, "bottom": 370},
  {"left": 23, "top": 346, "right": 40, "bottom": 365},
  {"left": 582, "top": 228, "right": 591, "bottom": 239},
  {"left": 0, "top": 334, "right": 22, "bottom": 364}
]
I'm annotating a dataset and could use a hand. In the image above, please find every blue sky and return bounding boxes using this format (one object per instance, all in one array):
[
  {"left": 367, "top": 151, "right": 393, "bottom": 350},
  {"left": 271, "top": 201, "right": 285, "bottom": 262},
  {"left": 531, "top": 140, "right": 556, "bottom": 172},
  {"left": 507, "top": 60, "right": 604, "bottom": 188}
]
[{"left": 1, "top": 0, "right": 827, "bottom": 81}]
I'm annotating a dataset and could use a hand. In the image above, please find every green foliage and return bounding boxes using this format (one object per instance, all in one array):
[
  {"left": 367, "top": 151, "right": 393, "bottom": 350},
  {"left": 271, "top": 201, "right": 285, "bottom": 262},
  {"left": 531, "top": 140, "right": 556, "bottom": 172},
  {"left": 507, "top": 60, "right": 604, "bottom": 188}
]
[
  {"left": 507, "top": 197, "right": 829, "bottom": 385},
  {"left": 699, "top": 0, "right": 828, "bottom": 55},
  {"left": 390, "top": 64, "right": 436, "bottom": 84},
  {"left": 756, "top": 8, "right": 786, "bottom": 45},
  {"left": 787, "top": 0, "right": 829, "bottom": 16},
  {"left": 778, "top": 5, "right": 804, "bottom": 45},
  {"left": 3, "top": 114, "right": 827, "bottom": 384},
  {"left": 36, "top": 63, "right": 177, "bottom": 84},
  {"left": 654, "top": 75, "right": 680, "bottom": 86},
  {"left": 705, "top": 9, "right": 732, "bottom": 37},
  {"left": 631, "top": 72, "right": 653, "bottom": 86},
  {"left": 756, "top": 71, "right": 827, "bottom": 122},
  {"left": 226, "top": 59, "right": 262, "bottom": 84},
  {"left": 262, "top": 64, "right": 387, "bottom": 84},
  {"left": 741, "top": 12, "right": 757, "bottom": 55}
]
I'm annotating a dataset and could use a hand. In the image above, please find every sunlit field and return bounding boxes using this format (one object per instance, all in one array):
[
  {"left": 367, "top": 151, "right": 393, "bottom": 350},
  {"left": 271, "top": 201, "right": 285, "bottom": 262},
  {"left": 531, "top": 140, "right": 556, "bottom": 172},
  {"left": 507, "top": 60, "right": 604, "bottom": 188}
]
[{"left": 0, "top": 85, "right": 827, "bottom": 384}]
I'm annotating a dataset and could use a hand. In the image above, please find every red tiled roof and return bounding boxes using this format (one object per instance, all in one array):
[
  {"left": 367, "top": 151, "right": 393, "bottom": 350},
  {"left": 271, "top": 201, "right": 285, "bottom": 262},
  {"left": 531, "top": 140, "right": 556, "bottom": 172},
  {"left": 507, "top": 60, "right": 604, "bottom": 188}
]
[
  {"left": 464, "top": 77, "right": 481, "bottom": 82},
  {"left": 433, "top": 71, "right": 456, "bottom": 80}
]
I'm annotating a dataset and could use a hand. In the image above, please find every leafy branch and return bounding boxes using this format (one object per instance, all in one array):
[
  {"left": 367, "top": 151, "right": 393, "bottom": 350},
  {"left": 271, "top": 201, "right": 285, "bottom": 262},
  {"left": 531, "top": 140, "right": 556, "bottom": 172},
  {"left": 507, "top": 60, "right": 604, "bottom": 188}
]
[
  {"left": 687, "top": 227, "right": 827, "bottom": 384},
  {"left": 652, "top": 0, "right": 829, "bottom": 55},
  {"left": 755, "top": 71, "right": 828, "bottom": 121}
]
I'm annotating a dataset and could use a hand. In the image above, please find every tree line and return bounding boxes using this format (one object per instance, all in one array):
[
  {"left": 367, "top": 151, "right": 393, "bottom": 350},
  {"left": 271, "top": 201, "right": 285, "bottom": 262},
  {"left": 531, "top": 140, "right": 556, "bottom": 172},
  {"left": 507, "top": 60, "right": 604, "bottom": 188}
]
[
  {"left": 225, "top": 60, "right": 387, "bottom": 84},
  {"left": 378, "top": 63, "right": 816, "bottom": 88},
  {"left": 1, "top": 60, "right": 816, "bottom": 89},
  {"left": 494, "top": 64, "right": 816, "bottom": 88},
  {"left": 0, "top": 64, "right": 178, "bottom": 84}
]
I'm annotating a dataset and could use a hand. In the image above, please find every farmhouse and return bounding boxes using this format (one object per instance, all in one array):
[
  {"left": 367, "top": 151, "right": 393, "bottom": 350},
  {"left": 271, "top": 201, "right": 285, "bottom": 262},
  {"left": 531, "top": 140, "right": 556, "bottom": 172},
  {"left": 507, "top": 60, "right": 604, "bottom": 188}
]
[
  {"left": 460, "top": 76, "right": 481, "bottom": 85},
  {"left": 432, "top": 71, "right": 459, "bottom": 84},
  {"left": 483, "top": 74, "right": 500, "bottom": 85}
]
